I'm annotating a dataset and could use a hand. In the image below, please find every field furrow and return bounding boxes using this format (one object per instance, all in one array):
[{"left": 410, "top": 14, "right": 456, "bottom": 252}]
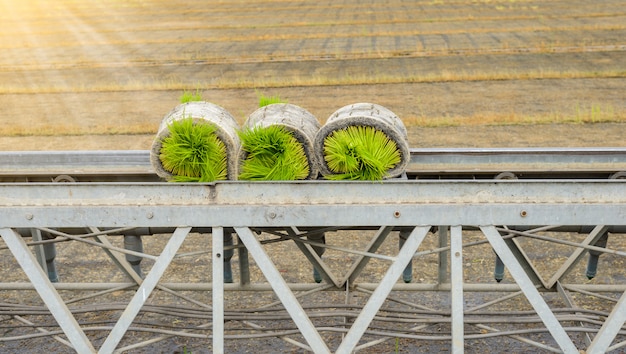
[{"left": 0, "top": 0, "right": 623, "bottom": 144}]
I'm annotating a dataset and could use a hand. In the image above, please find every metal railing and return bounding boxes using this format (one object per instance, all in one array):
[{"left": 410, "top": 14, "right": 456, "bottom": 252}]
[{"left": 0, "top": 149, "right": 625, "bottom": 353}]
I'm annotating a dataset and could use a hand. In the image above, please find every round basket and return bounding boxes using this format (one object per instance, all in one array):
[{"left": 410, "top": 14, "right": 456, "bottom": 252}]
[
  {"left": 150, "top": 101, "right": 241, "bottom": 181},
  {"left": 239, "top": 103, "right": 321, "bottom": 180},
  {"left": 313, "top": 102, "right": 410, "bottom": 179}
]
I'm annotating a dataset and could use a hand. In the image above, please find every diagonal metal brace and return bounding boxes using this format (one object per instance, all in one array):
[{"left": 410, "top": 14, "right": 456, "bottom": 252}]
[
  {"left": 480, "top": 225, "right": 577, "bottom": 353},
  {"left": 0, "top": 227, "right": 96, "bottom": 353},
  {"left": 98, "top": 226, "right": 191, "bottom": 354}
]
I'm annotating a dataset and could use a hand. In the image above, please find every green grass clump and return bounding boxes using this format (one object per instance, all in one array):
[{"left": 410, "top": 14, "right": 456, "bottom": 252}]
[
  {"left": 239, "top": 125, "right": 310, "bottom": 180},
  {"left": 159, "top": 118, "right": 228, "bottom": 182},
  {"left": 179, "top": 89, "right": 203, "bottom": 103},
  {"left": 323, "top": 126, "right": 401, "bottom": 180},
  {"left": 258, "top": 93, "right": 286, "bottom": 107}
]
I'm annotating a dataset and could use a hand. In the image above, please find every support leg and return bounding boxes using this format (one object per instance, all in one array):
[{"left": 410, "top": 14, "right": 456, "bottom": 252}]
[
  {"left": 124, "top": 234, "right": 143, "bottom": 278},
  {"left": 586, "top": 231, "right": 609, "bottom": 280},
  {"left": 336, "top": 226, "right": 431, "bottom": 354},
  {"left": 399, "top": 230, "right": 412, "bottom": 283},
  {"left": 494, "top": 253, "right": 505, "bottom": 283},
  {"left": 1, "top": 228, "right": 95, "bottom": 353},
  {"left": 235, "top": 227, "right": 330, "bottom": 353},
  {"left": 213, "top": 227, "right": 225, "bottom": 354},
  {"left": 480, "top": 226, "right": 577, "bottom": 353},
  {"left": 308, "top": 232, "right": 326, "bottom": 283},
  {"left": 450, "top": 226, "right": 464, "bottom": 354},
  {"left": 223, "top": 232, "right": 234, "bottom": 283},
  {"left": 98, "top": 227, "right": 191, "bottom": 354},
  {"left": 438, "top": 226, "right": 449, "bottom": 284}
]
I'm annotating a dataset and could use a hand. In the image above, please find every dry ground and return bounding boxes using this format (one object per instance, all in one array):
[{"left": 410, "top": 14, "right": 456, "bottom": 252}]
[
  {"left": 0, "top": 122, "right": 624, "bottom": 151},
  {"left": 0, "top": 0, "right": 625, "bottom": 353},
  {"left": 0, "top": 0, "right": 624, "bottom": 150}
]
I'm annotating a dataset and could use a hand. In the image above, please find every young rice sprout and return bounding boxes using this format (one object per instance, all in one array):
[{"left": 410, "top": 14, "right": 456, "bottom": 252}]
[
  {"left": 238, "top": 125, "right": 310, "bottom": 180},
  {"left": 159, "top": 117, "right": 228, "bottom": 182},
  {"left": 323, "top": 125, "right": 401, "bottom": 180}
]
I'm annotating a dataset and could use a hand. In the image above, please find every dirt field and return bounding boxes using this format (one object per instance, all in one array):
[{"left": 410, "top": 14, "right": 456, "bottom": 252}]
[
  {"left": 0, "top": 0, "right": 624, "bottom": 149},
  {"left": 0, "top": 0, "right": 625, "bottom": 353}
]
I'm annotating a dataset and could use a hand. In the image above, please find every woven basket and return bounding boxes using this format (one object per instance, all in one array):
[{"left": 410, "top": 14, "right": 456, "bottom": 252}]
[
  {"left": 314, "top": 102, "right": 410, "bottom": 179},
  {"left": 150, "top": 101, "right": 241, "bottom": 181},
  {"left": 239, "top": 103, "right": 321, "bottom": 180}
]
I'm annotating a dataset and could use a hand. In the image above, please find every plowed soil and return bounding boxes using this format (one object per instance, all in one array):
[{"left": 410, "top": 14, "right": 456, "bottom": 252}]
[
  {"left": 0, "top": 0, "right": 624, "bottom": 150},
  {"left": 0, "top": 0, "right": 624, "bottom": 353}
]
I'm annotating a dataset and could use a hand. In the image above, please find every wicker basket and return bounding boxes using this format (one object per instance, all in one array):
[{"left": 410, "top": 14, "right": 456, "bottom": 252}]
[
  {"left": 150, "top": 101, "right": 241, "bottom": 181},
  {"left": 239, "top": 103, "right": 321, "bottom": 180},
  {"left": 314, "top": 102, "right": 410, "bottom": 179}
]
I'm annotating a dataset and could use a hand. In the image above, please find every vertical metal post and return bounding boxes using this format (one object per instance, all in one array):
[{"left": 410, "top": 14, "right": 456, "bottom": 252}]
[
  {"left": 223, "top": 232, "right": 233, "bottom": 283},
  {"left": 234, "top": 227, "right": 330, "bottom": 354},
  {"left": 99, "top": 227, "right": 191, "bottom": 354},
  {"left": 586, "top": 231, "right": 608, "bottom": 279},
  {"left": 124, "top": 234, "right": 144, "bottom": 278},
  {"left": 494, "top": 254, "right": 505, "bottom": 282},
  {"left": 450, "top": 225, "right": 464, "bottom": 354},
  {"left": 213, "top": 227, "right": 224, "bottom": 354},
  {"left": 0, "top": 228, "right": 95, "bottom": 353},
  {"left": 399, "top": 230, "right": 412, "bottom": 283},
  {"left": 30, "top": 229, "right": 48, "bottom": 271},
  {"left": 438, "top": 226, "right": 449, "bottom": 284},
  {"left": 30, "top": 228, "right": 55, "bottom": 281},
  {"left": 336, "top": 226, "right": 431, "bottom": 354},
  {"left": 480, "top": 226, "right": 577, "bottom": 353},
  {"left": 43, "top": 241, "right": 59, "bottom": 283},
  {"left": 237, "top": 234, "right": 250, "bottom": 286},
  {"left": 307, "top": 231, "right": 326, "bottom": 284}
]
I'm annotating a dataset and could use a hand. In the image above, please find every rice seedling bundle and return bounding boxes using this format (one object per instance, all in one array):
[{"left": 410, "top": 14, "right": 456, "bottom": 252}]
[
  {"left": 238, "top": 103, "right": 321, "bottom": 180},
  {"left": 150, "top": 101, "right": 241, "bottom": 181},
  {"left": 314, "top": 103, "right": 410, "bottom": 180},
  {"left": 257, "top": 93, "right": 286, "bottom": 107}
]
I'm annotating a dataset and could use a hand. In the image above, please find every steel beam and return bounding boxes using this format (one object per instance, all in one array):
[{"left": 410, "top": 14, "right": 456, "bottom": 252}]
[
  {"left": 0, "top": 227, "right": 96, "bottom": 353},
  {"left": 450, "top": 225, "right": 464, "bottom": 353},
  {"left": 1, "top": 181, "right": 624, "bottom": 228},
  {"left": 1, "top": 281, "right": 625, "bottom": 292},
  {"left": 480, "top": 226, "right": 578, "bottom": 352},
  {"left": 234, "top": 226, "right": 330, "bottom": 353},
  {"left": 409, "top": 147, "right": 626, "bottom": 176},
  {"left": 587, "top": 288, "right": 626, "bottom": 353},
  {"left": 212, "top": 227, "right": 224, "bottom": 354},
  {"left": 0, "top": 178, "right": 624, "bottom": 352},
  {"left": 3, "top": 148, "right": 625, "bottom": 181},
  {"left": 98, "top": 227, "right": 191, "bottom": 354},
  {"left": 336, "top": 226, "right": 431, "bottom": 354},
  {"left": 438, "top": 226, "right": 449, "bottom": 284}
]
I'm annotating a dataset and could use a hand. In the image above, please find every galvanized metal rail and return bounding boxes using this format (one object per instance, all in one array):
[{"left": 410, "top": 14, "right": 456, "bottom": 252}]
[
  {"left": 0, "top": 148, "right": 625, "bottom": 353},
  {"left": 1, "top": 147, "right": 625, "bottom": 181}
]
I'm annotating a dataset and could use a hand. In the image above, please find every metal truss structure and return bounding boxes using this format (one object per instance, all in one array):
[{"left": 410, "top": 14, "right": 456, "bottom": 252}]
[{"left": 0, "top": 149, "right": 625, "bottom": 353}]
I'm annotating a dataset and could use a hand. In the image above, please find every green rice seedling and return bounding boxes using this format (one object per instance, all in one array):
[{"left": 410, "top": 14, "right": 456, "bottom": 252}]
[
  {"left": 159, "top": 117, "right": 228, "bottom": 182},
  {"left": 323, "top": 126, "right": 401, "bottom": 180},
  {"left": 257, "top": 92, "right": 286, "bottom": 107},
  {"left": 238, "top": 125, "right": 309, "bottom": 180},
  {"left": 179, "top": 89, "right": 203, "bottom": 103}
]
